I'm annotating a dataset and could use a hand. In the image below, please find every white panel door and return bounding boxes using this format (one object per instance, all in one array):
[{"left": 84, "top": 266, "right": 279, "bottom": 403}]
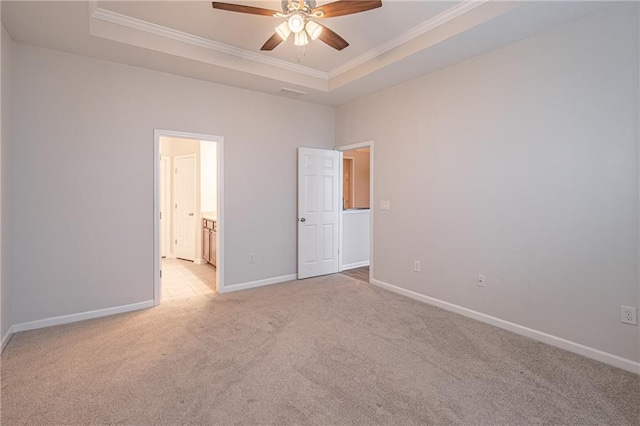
[
  {"left": 298, "top": 148, "right": 341, "bottom": 279},
  {"left": 174, "top": 155, "right": 196, "bottom": 261}
]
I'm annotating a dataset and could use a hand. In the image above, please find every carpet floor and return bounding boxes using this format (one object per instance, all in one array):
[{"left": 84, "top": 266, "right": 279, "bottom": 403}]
[{"left": 1, "top": 274, "right": 638, "bottom": 425}]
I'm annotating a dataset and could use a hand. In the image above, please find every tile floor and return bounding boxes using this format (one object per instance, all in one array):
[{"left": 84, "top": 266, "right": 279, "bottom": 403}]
[
  {"left": 161, "top": 258, "right": 217, "bottom": 301},
  {"left": 340, "top": 266, "right": 369, "bottom": 283}
]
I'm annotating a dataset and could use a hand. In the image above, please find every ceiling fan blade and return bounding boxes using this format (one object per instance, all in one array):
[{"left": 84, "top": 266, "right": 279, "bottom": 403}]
[
  {"left": 211, "top": 2, "right": 280, "bottom": 17},
  {"left": 312, "top": 0, "right": 382, "bottom": 18},
  {"left": 318, "top": 25, "right": 349, "bottom": 51},
  {"left": 261, "top": 33, "right": 285, "bottom": 51}
]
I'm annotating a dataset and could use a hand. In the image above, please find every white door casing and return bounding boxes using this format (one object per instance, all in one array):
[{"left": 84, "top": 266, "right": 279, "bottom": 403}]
[
  {"left": 336, "top": 140, "right": 374, "bottom": 277},
  {"left": 174, "top": 154, "right": 196, "bottom": 261},
  {"left": 159, "top": 156, "right": 170, "bottom": 257},
  {"left": 154, "top": 130, "right": 224, "bottom": 306},
  {"left": 298, "top": 148, "right": 341, "bottom": 279}
]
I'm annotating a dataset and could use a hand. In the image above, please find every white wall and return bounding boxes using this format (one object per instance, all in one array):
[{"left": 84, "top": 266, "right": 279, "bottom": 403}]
[
  {"left": 336, "top": 3, "right": 639, "bottom": 364},
  {"left": 200, "top": 140, "right": 217, "bottom": 215},
  {"left": 342, "top": 210, "right": 370, "bottom": 269},
  {"left": 1, "top": 22, "right": 12, "bottom": 345},
  {"left": 11, "top": 43, "right": 334, "bottom": 325}
]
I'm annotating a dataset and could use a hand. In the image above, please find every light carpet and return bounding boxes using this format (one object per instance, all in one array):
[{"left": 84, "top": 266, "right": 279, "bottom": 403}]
[{"left": 1, "top": 274, "right": 639, "bottom": 425}]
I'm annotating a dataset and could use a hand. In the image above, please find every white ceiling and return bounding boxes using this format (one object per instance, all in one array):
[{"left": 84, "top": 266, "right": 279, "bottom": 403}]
[{"left": 1, "top": 1, "right": 612, "bottom": 106}]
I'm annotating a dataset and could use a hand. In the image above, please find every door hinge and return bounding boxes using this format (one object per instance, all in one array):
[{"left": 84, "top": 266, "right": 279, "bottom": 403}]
[
  {"left": 175, "top": 204, "right": 177, "bottom": 209},
  {"left": 175, "top": 168, "right": 178, "bottom": 174},
  {"left": 175, "top": 239, "right": 178, "bottom": 245},
  {"left": 160, "top": 270, "right": 162, "bottom": 278},
  {"left": 160, "top": 211, "right": 162, "bottom": 219}
]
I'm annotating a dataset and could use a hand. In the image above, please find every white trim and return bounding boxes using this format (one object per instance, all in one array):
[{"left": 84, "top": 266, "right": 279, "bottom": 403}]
[
  {"left": 338, "top": 151, "right": 344, "bottom": 271},
  {"left": 342, "top": 261, "right": 370, "bottom": 271},
  {"left": 371, "top": 278, "right": 640, "bottom": 375},
  {"left": 91, "top": 7, "right": 327, "bottom": 80},
  {"left": 1, "top": 327, "right": 13, "bottom": 352},
  {"left": 154, "top": 130, "right": 225, "bottom": 304},
  {"left": 328, "top": 1, "right": 488, "bottom": 79},
  {"left": 193, "top": 258, "right": 206, "bottom": 265},
  {"left": 91, "top": 3, "right": 486, "bottom": 84},
  {"left": 342, "top": 156, "right": 355, "bottom": 208},
  {"left": 12, "top": 301, "right": 155, "bottom": 333},
  {"left": 221, "top": 274, "right": 297, "bottom": 293}
]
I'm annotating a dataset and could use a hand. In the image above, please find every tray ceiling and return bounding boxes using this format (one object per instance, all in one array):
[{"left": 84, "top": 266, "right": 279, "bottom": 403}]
[{"left": 1, "top": 1, "right": 612, "bottom": 106}]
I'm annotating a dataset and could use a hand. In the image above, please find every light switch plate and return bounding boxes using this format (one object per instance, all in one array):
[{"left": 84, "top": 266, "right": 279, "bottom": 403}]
[{"left": 380, "top": 200, "right": 390, "bottom": 210}]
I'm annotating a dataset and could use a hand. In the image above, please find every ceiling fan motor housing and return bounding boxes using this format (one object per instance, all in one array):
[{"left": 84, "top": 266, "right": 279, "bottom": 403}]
[
  {"left": 281, "top": 0, "right": 316, "bottom": 14},
  {"left": 211, "top": 0, "right": 382, "bottom": 51}
]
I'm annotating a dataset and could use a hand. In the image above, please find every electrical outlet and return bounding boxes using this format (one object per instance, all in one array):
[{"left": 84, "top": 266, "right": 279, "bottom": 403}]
[
  {"left": 477, "top": 274, "right": 485, "bottom": 287},
  {"left": 621, "top": 306, "right": 637, "bottom": 325},
  {"left": 248, "top": 253, "right": 256, "bottom": 264},
  {"left": 413, "top": 261, "right": 421, "bottom": 272},
  {"left": 380, "top": 200, "right": 390, "bottom": 210}
]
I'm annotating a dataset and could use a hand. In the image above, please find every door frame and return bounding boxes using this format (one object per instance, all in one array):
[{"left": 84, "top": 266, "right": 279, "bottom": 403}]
[
  {"left": 336, "top": 140, "right": 374, "bottom": 279},
  {"left": 173, "top": 153, "right": 197, "bottom": 261},
  {"left": 342, "top": 156, "right": 355, "bottom": 209},
  {"left": 154, "top": 129, "right": 225, "bottom": 305}
]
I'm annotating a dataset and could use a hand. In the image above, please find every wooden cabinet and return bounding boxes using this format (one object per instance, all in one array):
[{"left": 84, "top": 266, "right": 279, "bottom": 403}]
[{"left": 202, "top": 219, "right": 217, "bottom": 267}]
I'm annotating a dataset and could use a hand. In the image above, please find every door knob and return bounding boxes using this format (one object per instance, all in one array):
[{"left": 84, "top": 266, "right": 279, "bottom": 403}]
[
  {"left": 300, "top": 217, "right": 306, "bottom": 222},
  {"left": 188, "top": 213, "right": 194, "bottom": 216}
]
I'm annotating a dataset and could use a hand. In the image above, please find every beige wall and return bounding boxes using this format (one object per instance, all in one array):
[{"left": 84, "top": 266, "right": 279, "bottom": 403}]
[
  {"left": 336, "top": 3, "right": 639, "bottom": 363},
  {"left": 343, "top": 149, "right": 370, "bottom": 208},
  {"left": 1, "top": 22, "right": 12, "bottom": 343},
  {"left": 10, "top": 43, "right": 334, "bottom": 325}
]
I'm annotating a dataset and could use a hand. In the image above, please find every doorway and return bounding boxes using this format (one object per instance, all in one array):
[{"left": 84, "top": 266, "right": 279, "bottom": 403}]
[
  {"left": 154, "top": 130, "right": 225, "bottom": 305},
  {"left": 296, "top": 142, "right": 374, "bottom": 283},
  {"left": 337, "top": 141, "right": 373, "bottom": 283}
]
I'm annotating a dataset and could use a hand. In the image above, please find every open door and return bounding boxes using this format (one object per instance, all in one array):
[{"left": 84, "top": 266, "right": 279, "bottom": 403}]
[
  {"left": 174, "top": 154, "right": 197, "bottom": 261},
  {"left": 298, "top": 148, "right": 341, "bottom": 279}
]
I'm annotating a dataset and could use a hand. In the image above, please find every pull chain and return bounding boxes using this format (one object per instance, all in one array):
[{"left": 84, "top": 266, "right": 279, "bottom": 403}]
[{"left": 297, "top": 45, "right": 307, "bottom": 63}]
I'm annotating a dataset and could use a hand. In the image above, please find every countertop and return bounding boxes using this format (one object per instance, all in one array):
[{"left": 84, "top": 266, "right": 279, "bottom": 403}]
[
  {"left": 343, "top": 208, "right": 370, "bottom": 214},
  {"left": 203, "top": 212, "right": 217, "bottom": 222}
]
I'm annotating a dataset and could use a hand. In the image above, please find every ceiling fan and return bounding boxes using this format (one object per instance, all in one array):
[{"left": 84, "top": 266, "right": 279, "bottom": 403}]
[{"left": 211, "top": 0, "right": 382, "bottom": 51}]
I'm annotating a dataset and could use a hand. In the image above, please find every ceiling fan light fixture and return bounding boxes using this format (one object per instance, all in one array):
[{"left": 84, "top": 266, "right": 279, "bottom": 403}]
[
  {"left": 305, "top": 20, "right": 323, "bottom": 40},
  {"left": 294, "top": 31, "right": 309, "bottom": 46},
  {"left": 276, "top": 21, "right": 292, "bottom": 40},
  {"left": 288, "top": 13, "right": 305, "bottom": 33}
]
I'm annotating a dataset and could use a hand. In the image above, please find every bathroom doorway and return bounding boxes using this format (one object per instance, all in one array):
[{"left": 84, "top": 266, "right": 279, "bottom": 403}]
[{"left": 154, "top": 130, "right": 224, "bottom": 305}]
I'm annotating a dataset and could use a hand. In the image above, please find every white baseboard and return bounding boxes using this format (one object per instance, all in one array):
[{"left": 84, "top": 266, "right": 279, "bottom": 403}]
[
  {"left": 341, "top": 261, "right": 370, "bottom": 271},
  {"left": 1, "top": 326, "right": 13, "bottom": 352},
  {"left": 194, "top": 258, "right": 206, "bottom": 265},
  {"left": 371, "top": 278, "right": 640, "bottom": 375},
  {"left": 222, "top": 274, "right": 297, "bottom": 293},
  {"left": 12, "top": 300, "right": 155, "bottom": 333}
]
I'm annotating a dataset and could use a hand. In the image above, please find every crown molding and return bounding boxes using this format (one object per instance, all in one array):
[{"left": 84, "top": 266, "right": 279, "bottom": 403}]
[
  {"left": 328, "top": 1, "right": 488, "bottom": 79},
  {"left": 90, "top": 7, "right": 329, "bottom": 80},
  {"left": 90, "top": 2, "right": 487, "bottom": 88}
]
